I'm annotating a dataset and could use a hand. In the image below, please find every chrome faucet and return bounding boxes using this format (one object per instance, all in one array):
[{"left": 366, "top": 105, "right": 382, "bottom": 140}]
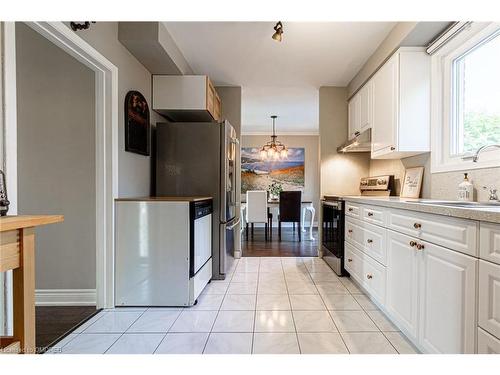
[
  {"left": 472, "top": 144, "right": 500, "bottom": 162},
  {"left": 483, "top": 186, "right": 499, "bottom": 201}
]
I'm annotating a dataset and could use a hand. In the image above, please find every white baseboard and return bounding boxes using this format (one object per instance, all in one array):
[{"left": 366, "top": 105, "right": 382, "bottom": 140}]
[{"left": 35, "top": 289, "right": 96, "bottom": 306}]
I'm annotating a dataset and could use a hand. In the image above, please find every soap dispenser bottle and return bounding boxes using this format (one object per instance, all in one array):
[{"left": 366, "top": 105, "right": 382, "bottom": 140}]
[{"left": 458, "top": 173, "right": 474, "bottom": 201}]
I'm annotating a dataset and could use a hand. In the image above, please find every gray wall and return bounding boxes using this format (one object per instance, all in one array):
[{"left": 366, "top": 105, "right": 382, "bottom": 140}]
[
  {"left": 69, "top": 22, "right": 165, "bottom": 197},
  {"left": 319, "top": 86, "right": 370, "bottom": 197},
  {"left": 16, "top": 23, "right": 96, "bottom": 289},
  {"left": 241, "top": 134, "right": 320, "bottom": 215}
]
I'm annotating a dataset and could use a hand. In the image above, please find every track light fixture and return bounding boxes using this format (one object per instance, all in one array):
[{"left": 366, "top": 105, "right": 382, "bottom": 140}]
[{"left": 272, "top": 21, "right": 283, "bottom": 42}]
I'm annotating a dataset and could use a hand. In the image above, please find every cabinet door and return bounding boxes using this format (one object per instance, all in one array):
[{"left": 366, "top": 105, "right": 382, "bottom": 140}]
[
  {"left": 372, "top": 54, "right": 398, "bottom": 154},
  {"left": 478, "top": 260, "right": 500, "bottom": 339},
  {"left": 418, "top": 241, "right": 477, "bottom": 353},
  {"left": 359, "top": 81, "right": 373, "bottom": 132},
  {"left": 386, "top": 230, "right": 419, "bottom": 342},
  {"left": 348, "top": 96, "right": 359, "bottom": 138}
]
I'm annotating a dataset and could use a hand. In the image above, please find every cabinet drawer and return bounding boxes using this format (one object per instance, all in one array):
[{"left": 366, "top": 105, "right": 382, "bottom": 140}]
[
  {"left": 477, "top": 327, "right": 500, "bottom": 354},
  {"left": 362, "top": 252, "right": 387, "bottom": 305},
  {"left": 345, "top": 216, "right": 387, "bottom": 265},
  {"left": 479, "top": 260, "right": 500, "bottom": 339},
  {"left": 345, "top": 241, "right": 386, "bottom": 305},
  {"left": 361, "top": 205, "right": 387, "bottom": 227},
  {"left": 345, "top": 241, "right": 362, "bottom": 277},
  {"left": 480, "top": 222, "right": 500, "bottom": 265},
  {"left": 345, "top": 202, "right": 361, "bottom": 218},
  {"left": 388, "top": 209, "right": 478, "bottom": 256}
]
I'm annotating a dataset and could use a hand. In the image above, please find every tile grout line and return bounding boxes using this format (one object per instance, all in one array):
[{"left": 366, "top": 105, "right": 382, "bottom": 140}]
[
  {"left": 151, "top": 309, "right": 185, "bottom": 354},
  {"left": 102, "top": 308, "right": 149, "bottom": 354},
  {"left": 282, "top": 257, "right": 302, "bottom": 354},
  {"left": 309, "top": 259, "right": 351, "bottom": 354},
  {"left": 250, "top": 257, "right": 262, "bottom": 354},
  {"left": 201, "top": 258, "right": 239, "bottom": 354}
]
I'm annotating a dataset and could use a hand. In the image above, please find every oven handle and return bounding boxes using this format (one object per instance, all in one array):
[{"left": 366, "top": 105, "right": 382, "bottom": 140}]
[
  {"left": 226, "top": 217, "right": 241, "bottom": 230},
  {"left": 322, "top": 201, "right": 341, "bottom": 209}
]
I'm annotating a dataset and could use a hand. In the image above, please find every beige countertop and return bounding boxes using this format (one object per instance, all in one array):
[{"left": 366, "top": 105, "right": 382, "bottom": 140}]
[
  {"left": 340, "top": 196, "right": 500, "bottom": 224},
  {"left": 115, "top": 196, "right": 212, "bottom": 202}
]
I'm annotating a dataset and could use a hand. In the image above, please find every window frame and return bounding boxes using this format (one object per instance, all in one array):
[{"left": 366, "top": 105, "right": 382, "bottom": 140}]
[{"left": 431, "top": 22, "right": 500, "bottom": 173}]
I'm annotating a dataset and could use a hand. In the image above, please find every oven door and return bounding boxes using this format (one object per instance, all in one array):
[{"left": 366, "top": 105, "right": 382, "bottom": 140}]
[{"left": 322, "top": 201, "right": 345, "bottom": 272}]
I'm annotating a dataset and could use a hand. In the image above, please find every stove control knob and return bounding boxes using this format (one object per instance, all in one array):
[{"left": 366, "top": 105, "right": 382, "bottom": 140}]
[{"left": 377, "top": 179, "right": 386, "bottom": 185}]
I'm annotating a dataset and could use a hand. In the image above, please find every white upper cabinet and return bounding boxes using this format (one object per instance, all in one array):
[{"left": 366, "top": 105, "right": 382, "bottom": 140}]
[
  {"left": 359, "top": 80, "right": 373, "bottom": 133},
  {"left": 371, "top": 48, "right": 431, "bottom": 159},
  {"left": 348, "top": 80, "right": 372, "bottom": 139},
  {"left": 348, "top": 93, "right": 360, "bottom": 138}
]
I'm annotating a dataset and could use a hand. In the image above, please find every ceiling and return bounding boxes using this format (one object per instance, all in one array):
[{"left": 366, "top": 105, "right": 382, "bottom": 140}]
[{"left": 164, "top": 22, "right": 396, "bottom": 133}]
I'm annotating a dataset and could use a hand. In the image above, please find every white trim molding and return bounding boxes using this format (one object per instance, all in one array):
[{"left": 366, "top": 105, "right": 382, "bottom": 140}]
[
  {"left": 431, "top": 22, "right": 500, "bottom": 174},
  {"left": 3, "top": 22, "right": 118, "bottom": 309},
  {"left": 35, "top": 289, "right": 96, "bottom": 306}
]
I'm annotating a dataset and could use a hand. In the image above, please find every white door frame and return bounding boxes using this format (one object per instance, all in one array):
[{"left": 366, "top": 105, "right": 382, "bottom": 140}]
[{"left": 3, "top": 21, "right": 118, "bottom": 309}]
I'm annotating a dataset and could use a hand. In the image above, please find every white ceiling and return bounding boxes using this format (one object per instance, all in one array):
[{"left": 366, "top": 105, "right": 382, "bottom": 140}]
[{"left": 164, "top": 22, "right": 396, "bottom": 133}]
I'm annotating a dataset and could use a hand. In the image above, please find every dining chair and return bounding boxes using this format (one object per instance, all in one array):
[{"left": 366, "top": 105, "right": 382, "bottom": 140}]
[
  {"left": 278, "top": 191, "right": 302, "bottom": 241},
  {"left": 246, "top": 190, "right": 269, "bottom": 241}
]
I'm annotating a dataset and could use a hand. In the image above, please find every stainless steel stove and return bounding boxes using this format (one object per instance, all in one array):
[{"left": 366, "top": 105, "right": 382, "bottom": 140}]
[{"left": 321, "top": 175, "right": 395, "bottom": 276}]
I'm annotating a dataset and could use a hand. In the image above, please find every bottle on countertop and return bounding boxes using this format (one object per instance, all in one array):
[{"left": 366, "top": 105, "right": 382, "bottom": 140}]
[{"left": 458, "top": 173, "right": 474, "bottom": 201}]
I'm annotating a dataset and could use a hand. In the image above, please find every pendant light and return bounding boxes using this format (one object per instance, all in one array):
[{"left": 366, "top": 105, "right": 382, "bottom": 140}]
[{"left": 259, "top": 116, "right": 288, "bottom": 160}]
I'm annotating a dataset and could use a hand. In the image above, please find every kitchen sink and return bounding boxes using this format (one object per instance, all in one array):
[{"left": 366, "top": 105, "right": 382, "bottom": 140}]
[{"left": 406, "top": 200, "right": 500, "bottom": 208}]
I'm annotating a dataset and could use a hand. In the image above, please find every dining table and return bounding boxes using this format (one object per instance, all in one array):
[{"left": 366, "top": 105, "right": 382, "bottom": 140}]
[{"left": 240, "top": 200, "right": 316, "bottom": 241}]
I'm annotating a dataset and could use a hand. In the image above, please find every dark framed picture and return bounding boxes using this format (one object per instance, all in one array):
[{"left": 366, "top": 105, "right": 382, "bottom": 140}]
[{"left": 125, "top": 90, "right": 150, "bottom": 156}]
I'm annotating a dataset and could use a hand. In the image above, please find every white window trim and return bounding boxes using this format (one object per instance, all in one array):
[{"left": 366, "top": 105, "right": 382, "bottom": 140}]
[{"left": 431, "top": 22, "right": 500, "bottom": 173}]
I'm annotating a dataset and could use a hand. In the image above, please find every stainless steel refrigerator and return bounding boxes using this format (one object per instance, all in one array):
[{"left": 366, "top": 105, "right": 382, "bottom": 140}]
[{"left": 155, "top": 120, "right": 239, "bottom": 280}]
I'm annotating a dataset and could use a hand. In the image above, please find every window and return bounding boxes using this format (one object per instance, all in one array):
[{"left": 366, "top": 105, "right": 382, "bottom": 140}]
[
  {"left": 431, "top": 22, "right": 500, "bottom": 173},
  {"left": 451, "top": 29, "right": 500, "bottom": 156}
]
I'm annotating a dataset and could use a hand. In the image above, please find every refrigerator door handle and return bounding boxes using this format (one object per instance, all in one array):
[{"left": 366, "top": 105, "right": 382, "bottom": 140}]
[{"left": 226, "top": 217, "right": 240, "bottom": 230}]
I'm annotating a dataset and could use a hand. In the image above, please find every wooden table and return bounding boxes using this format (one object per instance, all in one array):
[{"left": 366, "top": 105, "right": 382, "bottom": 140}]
[
  {"left": 241, "top": 201, "right": 316, "bottom": 241},
  {"left": 0, "top": 215, "right": 63, "bottom": 354}
]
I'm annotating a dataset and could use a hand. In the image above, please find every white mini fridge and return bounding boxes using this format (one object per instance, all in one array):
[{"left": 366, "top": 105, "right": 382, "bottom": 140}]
[{"left": 115, "top": 197, "right": 213, "bottom": 306}]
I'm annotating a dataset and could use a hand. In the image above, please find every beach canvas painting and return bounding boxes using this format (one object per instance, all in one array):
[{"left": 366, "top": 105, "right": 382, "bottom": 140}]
[{"left": 241, "top": 147, "right": 305, "bottom": 193}]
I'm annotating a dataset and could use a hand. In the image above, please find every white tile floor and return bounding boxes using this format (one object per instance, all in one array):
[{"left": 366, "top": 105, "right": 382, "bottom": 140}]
[{"left": 47, "top": 257, "right": 419, "bottom": 354}]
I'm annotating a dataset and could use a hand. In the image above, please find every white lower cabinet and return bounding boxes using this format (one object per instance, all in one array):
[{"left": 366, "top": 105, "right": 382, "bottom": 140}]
[
  {"left": 345, "top": 200, "right": 482, "bottom": 353},
  {"left": 478, "top": 260, "right": 500, "bottom": 339},
  {"left": 386, "top": 229, "right": 477, "bottom": 353},
  {"left": 386, "top": 230, "right": 419, "bottom": 342},
  {"left": 344, "top": 241, "right": 386, "bottom": 305},
  {"left": 418, "top": 240, "right": 477, "bottom": 353},
  {"left": 477, "top": 327, "right": 500, "bottom": 354}
]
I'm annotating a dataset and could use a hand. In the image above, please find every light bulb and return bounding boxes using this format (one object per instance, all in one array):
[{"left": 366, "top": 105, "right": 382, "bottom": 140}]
[
  {"left": 273, "top": 151, "right": 280, "bottom": 160},
  {"left": 260, "top": 149, "right": 267, "bottom": 159},
  {"left": 268, "top": 148, "right": 275, "bottom": 157},
  {"left": 280, "top": 149, "right": 288, "bottom": 158}
]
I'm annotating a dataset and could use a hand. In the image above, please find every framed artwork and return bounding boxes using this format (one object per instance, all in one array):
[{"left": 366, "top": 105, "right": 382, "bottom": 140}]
[
  {"left": 125, "top": 90, "right": 150, "bottom": 156},
  {"left": 241, "top": 147, "right": 305, "bottom": 194},
  {"left": 401, "top": 167, "right": 424, "bottom": 198}
]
